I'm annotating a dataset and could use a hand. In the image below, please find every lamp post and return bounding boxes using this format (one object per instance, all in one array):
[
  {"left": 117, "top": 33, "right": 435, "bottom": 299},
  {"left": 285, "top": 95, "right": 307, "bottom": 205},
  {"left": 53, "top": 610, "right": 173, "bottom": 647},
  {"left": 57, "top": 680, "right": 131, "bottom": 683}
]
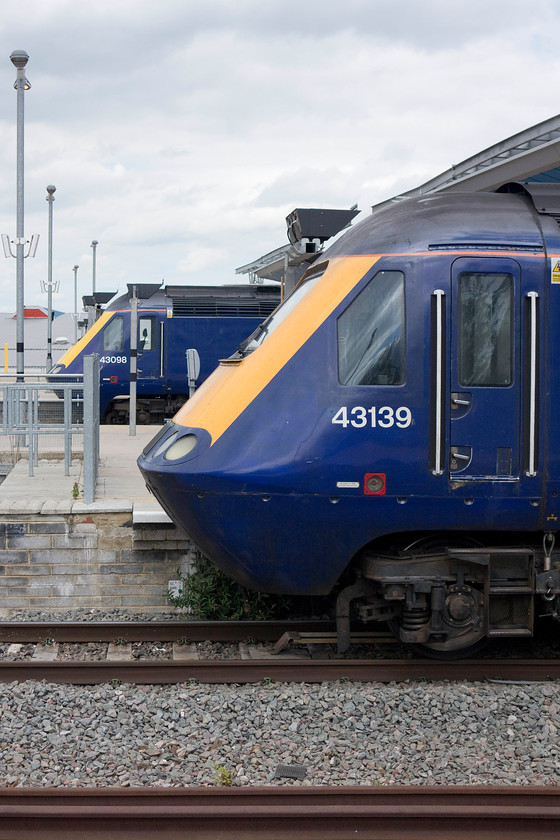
[
  {"left": 11, "top": 50, "right": 31, "bottom": 380},
  {"left": 45, "top": 185, "right": 56, "bottom": 370},
  {"left": 91, "top": 240, "right": 98, "bottom": 294},
  {"left": 73, "top": 265, "right": 79, "bottom": 343}
]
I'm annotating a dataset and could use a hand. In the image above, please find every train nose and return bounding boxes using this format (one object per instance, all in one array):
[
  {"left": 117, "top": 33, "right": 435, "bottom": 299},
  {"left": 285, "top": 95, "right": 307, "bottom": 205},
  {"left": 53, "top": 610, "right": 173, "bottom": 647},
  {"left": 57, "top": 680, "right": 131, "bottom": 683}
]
[{"left": 137, "top": 419, "right": 348, "bottom": 596}]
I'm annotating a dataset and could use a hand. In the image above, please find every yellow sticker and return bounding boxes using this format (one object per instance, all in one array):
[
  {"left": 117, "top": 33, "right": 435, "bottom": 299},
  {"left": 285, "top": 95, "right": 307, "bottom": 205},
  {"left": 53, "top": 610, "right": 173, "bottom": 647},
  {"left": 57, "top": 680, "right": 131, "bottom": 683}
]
[{"left": 552, "top": 259, "right": 560, "bottom": 283}]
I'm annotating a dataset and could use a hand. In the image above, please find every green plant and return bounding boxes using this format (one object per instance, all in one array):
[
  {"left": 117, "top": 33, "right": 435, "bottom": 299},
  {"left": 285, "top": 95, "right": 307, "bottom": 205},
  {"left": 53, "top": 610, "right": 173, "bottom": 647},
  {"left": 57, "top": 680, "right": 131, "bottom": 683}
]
[
  {"left": 167, "top": 553, "right": 297, "bottom": 621},
  {"left": 213, "top": 762, "right": 234, "bottom": 786},
  {"left": 72, "top": 482, "right": 79, "bottom": 499}
]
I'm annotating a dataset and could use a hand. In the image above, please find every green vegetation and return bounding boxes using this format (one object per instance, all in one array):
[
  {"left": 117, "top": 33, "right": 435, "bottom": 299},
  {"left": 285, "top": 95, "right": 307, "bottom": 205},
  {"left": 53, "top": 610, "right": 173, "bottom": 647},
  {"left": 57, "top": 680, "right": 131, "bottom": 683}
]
[
  {"left": 167, "top": 552, "right": 296, "bottom": 621},
  {"left": 213, "top": 762, "right": 235, "bottom": 786}
]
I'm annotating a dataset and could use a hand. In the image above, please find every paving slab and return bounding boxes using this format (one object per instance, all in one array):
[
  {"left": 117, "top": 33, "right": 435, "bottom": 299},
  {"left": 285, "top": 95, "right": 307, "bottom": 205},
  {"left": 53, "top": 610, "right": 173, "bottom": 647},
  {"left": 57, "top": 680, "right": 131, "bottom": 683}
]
[{"left": 0, "top": 425, "right": 166, "bottom": 518}]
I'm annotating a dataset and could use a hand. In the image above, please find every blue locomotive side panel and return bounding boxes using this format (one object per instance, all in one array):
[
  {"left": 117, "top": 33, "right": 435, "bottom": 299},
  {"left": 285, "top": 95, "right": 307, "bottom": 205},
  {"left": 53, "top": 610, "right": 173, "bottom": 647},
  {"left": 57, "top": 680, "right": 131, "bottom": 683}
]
[{"left": 138, "top": 185, "right": 560, "bottom": 657}]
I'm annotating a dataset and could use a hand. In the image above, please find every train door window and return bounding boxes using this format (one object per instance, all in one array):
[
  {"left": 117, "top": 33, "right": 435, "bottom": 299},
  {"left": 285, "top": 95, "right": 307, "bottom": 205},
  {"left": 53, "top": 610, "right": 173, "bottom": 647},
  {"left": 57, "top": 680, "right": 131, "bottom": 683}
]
[
  {"left": 458, "top": 272, "right": 513, "bottom": 386},
  {"left": 103, "top": 316, "right": 123, "bottom": 352},
  {"left": 139, "top": 317, "right": 156, "bottom": 350},
  {"left": 337, "top": 270, "right": 405, "bottom": 386}
]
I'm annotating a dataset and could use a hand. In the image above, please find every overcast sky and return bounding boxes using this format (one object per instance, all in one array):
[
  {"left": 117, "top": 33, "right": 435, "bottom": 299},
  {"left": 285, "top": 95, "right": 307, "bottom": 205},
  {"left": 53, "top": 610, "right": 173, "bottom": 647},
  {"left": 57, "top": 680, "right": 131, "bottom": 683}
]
[{"left": 0, "top": 0, "right": 559, "bottom": 315}]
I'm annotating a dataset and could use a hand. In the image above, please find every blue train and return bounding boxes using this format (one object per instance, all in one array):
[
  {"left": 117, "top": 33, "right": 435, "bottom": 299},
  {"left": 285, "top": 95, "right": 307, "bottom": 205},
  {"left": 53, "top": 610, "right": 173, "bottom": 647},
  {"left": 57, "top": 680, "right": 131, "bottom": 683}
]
[
  {"left": 51, "top": 284, "right": 281, "bottom": 423},
  {"left": 138, "top": 182, "right": 560, "bottom": 657}
]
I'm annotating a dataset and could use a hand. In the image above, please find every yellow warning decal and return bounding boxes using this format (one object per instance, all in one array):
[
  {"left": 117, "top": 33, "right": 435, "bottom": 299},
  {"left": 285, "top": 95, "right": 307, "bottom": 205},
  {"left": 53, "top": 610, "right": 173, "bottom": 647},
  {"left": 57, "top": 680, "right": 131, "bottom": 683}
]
[{"left": 552, "top": 258, "right": 560, "bottom": 283}]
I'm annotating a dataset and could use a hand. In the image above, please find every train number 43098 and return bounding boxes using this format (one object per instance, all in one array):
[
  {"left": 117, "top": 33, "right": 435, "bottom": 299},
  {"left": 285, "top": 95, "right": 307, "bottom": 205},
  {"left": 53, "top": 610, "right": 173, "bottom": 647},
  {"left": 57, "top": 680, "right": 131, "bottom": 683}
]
[{"left": 331, "top": 406, "right": 413, "bottom": 429}]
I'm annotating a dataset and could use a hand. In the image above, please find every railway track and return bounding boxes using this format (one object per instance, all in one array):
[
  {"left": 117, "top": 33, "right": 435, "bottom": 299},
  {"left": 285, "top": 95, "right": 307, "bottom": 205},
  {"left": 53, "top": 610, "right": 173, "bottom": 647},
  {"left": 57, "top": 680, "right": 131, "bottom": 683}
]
[
  {"left": 0, "top": 619, "right": 336, "bottom": 643},
  {"left": 2, "top": 656, "right": 560, "bottom": 683},
  {"left": 1, "top": 621, "right": 560, "bottom": 683},
  {"left": 2, "top": 786, "right": 560, "bottom": 839}
]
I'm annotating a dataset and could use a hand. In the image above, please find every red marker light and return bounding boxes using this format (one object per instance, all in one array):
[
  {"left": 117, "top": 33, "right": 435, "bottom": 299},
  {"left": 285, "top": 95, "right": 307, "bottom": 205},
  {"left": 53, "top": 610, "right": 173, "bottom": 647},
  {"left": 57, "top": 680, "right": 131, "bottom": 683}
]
[
  {"left": 110, "top": 376, "right": 118, "bottom": 383},
  {"left": 364, "top": 473, "right": 386, "bottom": 495}
]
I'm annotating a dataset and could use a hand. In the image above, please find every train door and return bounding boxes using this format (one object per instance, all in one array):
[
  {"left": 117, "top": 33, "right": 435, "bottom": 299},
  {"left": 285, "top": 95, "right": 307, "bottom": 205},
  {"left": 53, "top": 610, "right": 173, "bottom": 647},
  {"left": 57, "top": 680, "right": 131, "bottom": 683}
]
[
  {"left": 448, "top": 258, "right": 520, "bottom": 481},
  {"left": 137, "top": 315, "right": 161, "bottom": 382},
  {"left": 446, "top": 256, "right": 542, "bottom": 487}
]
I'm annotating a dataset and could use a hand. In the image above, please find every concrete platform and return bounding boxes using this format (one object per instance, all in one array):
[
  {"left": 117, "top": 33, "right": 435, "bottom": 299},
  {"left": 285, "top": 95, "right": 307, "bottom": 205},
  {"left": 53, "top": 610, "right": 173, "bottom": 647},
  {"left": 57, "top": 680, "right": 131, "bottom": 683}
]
[{"left": 0, "top": 425, "right": 170, "bottom": 520}]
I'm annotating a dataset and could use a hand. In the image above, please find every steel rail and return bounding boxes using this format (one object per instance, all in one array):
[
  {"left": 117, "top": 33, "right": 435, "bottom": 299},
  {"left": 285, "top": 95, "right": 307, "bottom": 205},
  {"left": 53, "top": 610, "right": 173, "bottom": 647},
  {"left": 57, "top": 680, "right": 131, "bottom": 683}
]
[
  {"left": 1, "top": 657, "right": 560, "bottom": 684},
  {"left": 1, "top": 786, "right": 560, "bottom": 839},
  {"left": 0, "top": 619, "right": 337, "bottom": 643}
]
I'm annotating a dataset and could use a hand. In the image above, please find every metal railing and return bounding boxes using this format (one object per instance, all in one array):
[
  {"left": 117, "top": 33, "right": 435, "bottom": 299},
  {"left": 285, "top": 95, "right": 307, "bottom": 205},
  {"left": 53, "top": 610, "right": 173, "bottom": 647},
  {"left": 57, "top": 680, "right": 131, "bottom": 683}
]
[
  {"left": 2, "top": 344, "right": 70, "bottom": 372},
  {"left": 0, "top": 355, "right": 100, "bottom": 503}
]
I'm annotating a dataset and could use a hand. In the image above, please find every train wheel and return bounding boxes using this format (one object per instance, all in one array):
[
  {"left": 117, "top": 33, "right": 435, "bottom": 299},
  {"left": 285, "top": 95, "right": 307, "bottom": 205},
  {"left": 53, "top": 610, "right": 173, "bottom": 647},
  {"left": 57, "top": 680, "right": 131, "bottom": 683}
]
[
  {"left": 389, "top": 534, "right": 487, "bottom": 660},
  {"left": 104, "top": 410, "right": 127, "bottom": 425},
  {"left": 390, "top": 623, "right": 486, "bottom": 660}
]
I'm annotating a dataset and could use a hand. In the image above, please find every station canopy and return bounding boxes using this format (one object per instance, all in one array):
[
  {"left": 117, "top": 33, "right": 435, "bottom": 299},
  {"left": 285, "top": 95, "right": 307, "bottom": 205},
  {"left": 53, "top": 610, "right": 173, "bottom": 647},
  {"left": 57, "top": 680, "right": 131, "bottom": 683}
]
[
  {"left": 372, "top": 111, "right": 560, "bottom": 212},
  {"left": 238, "top": 113, "right": 560, "bottom": 289}
]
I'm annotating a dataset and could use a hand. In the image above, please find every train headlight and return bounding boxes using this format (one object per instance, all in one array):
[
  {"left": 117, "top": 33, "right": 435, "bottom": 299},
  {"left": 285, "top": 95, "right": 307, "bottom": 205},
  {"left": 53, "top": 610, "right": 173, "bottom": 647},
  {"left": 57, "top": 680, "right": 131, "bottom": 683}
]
[
  {"left": 163, "top": 433, "right": 198, "bottom": 461},
  {"left": 151, "top": 430, "right": 178, "bottom": 458}
]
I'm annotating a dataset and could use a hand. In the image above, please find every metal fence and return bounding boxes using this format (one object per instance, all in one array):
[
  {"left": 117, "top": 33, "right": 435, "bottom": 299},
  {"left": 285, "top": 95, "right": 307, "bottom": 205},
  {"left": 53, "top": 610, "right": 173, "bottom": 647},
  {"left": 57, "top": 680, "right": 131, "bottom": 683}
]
[
  {"left": 0, "top": 355, "right": 100, "bottom": 503},
  {"left": 2, "top": 345, "right": 70, "bottom": 372}
]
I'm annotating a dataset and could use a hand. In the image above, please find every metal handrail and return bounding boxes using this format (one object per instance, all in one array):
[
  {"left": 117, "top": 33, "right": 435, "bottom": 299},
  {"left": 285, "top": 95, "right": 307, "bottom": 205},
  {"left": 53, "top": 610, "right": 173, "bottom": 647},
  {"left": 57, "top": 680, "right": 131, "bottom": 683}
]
[
  {"left": 526, "top": 291, "right": 539, "bottom": 477},
  {"left": 431, "top": 289, "right": 445, "bottom": 476}
]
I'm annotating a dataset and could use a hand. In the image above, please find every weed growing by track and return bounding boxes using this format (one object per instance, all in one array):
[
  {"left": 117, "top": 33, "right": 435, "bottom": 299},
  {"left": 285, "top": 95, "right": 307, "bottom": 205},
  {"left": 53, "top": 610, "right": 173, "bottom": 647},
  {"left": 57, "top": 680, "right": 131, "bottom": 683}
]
[{"left": 167, "top": 553, "right": 296, "bottom": 620}]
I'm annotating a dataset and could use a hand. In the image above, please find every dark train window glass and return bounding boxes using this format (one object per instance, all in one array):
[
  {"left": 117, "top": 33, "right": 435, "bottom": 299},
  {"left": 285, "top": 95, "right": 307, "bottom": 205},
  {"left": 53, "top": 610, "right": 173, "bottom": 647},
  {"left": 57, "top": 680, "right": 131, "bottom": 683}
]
[
  {"left": 459, "top": 272, "right": 513, "bottom": 386},
  {"left": 338, "top": 270, "right": 405, "bottom": 386},
  {"left": 103, "top": 316, "right": 123, "bottom": 352},
  {"left": 240, "top": 262, "right": 327, "bottom": 356},
  {"left": 139, "top": 317, "right": 156, "bottom": 350}
]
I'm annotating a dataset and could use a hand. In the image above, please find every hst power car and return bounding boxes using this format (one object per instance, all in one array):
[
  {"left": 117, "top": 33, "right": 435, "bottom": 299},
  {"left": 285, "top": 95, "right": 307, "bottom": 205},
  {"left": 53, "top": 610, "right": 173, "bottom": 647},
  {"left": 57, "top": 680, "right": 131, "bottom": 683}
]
[
  {"left": 51, "top": 284, "right": 280, "bottom": 423},
  {"left": 139, "top": 183, "right": 560, "bottom": 657}
]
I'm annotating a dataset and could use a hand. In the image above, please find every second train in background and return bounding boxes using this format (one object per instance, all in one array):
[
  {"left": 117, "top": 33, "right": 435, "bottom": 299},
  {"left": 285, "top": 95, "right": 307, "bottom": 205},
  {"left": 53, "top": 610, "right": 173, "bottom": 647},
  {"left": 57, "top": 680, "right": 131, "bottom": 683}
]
[{"left": 51, "top": 284, "right": 280, "bottom": 423}]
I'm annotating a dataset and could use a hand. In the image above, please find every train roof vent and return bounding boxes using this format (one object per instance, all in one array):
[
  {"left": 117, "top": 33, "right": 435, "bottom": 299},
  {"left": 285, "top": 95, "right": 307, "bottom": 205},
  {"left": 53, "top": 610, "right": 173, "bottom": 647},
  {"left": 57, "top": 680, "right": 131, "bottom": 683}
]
[{"left": 172, "top": 297, "right": 278, "bottom": 318}]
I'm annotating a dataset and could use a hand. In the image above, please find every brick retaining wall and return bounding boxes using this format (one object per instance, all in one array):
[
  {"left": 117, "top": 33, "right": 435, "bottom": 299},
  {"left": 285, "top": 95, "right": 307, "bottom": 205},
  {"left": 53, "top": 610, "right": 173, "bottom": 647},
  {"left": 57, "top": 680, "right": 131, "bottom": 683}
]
[{"left": 0, "top": 512, "right": 195, "bottom": 614}]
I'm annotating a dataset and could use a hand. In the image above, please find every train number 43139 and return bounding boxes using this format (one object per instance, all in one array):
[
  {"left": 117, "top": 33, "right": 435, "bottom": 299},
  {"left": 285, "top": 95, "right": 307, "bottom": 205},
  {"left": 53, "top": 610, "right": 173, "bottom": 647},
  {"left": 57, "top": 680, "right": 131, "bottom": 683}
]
[{"left": 331, "top": 406, "right": 412, "bottom": 429}]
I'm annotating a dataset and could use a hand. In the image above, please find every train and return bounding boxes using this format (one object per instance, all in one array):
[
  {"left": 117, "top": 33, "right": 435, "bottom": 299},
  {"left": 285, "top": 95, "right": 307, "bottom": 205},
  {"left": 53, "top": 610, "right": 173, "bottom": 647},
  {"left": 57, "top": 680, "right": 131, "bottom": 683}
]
[
  {"left": 51, "top": 284, "right": 281, "bottom": 423},
  {"left": 138, "top": 181, "right": 560, "bottom": 658}
]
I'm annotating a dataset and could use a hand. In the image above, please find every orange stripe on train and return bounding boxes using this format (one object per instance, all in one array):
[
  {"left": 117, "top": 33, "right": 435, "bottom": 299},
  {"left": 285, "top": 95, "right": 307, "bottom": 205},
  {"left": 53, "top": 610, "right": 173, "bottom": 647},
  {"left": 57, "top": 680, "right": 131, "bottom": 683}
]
[{"left": 173, "top": 255, "right": 380, "bottom": 445}]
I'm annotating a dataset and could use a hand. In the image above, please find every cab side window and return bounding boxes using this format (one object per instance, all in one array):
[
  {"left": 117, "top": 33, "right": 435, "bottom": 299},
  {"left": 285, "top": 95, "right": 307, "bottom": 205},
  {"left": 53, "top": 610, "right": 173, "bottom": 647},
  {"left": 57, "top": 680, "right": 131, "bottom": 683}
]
[
  {"left": 139, "top": 317, "right": 156, "bottom": 350},
  {"left": 337, "top": 270, "right": 405, "bottom": 386},
  {"left": 103, "top": 316, "right": 123, "bottom": 352}
]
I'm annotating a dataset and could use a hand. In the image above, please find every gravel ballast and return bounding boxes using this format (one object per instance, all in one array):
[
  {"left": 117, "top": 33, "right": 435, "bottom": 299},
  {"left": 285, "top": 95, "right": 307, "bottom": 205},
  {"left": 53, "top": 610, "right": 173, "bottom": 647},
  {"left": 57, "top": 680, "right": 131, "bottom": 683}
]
[
  {"left": 1, "top": 610, "right": 560, "bottom": 787},
  {"left": 1, "top": 679, "right": 560, "bottom": 787}
]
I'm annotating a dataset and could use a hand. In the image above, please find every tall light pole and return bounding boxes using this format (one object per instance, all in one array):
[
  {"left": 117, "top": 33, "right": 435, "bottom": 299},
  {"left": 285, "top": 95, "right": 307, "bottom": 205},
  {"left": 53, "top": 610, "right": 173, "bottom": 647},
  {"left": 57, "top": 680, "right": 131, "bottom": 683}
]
[
  {"left": 73, "top": 265, "right": 79, "bottom": 343},
  {"left": 45, "top": 185, "right": 56, "bottom": 370},
  {"left": 11, "top": 49, "right": 31, "bottom": 380},
  {"left": 91, "top": 240, "right": 98, "bottom": 294}
]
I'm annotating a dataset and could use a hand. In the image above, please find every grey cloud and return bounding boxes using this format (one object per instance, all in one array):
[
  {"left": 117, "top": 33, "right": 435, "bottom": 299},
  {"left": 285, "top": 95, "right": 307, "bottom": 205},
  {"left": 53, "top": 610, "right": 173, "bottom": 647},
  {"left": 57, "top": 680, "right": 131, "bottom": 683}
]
[{"left": 0, "top": 0, "right": 558, "bottom": 315}]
